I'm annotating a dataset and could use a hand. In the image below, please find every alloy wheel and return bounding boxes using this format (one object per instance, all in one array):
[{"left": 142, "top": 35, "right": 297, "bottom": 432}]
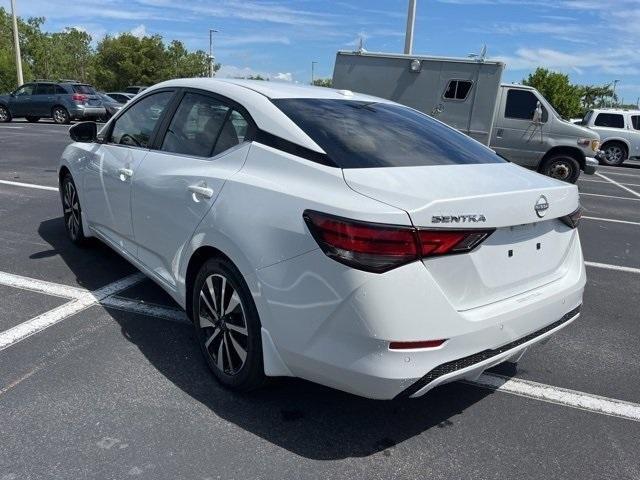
[
  {"left": 604, "top": 145, "right": 624, "bottom": 164},
  {"left": 53, "top": 108, "right": 68, "bottom": 124},
  {"left": 198, "top": 273, "right": 249, "bottom": 376},
  {"left": 0, "top": 106, "right": 9, "bottom": 122},
  {"left": 62, "top": 180, "right": 81, "bottom": 240}
]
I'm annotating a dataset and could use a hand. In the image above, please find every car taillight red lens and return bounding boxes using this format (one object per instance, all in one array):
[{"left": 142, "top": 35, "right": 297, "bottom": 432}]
[
  {"left": 304, "top": 210, "right": 494, "bottom": 273},
  {"left": 72, "top": 93, "right": 87, "bottom": 103},
  {"left": 560, "top": 206, "right": 582, "bottom": 229}
]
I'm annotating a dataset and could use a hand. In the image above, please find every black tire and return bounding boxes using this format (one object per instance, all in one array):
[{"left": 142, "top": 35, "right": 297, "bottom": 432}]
[
  {"left": 52, "top": 106, "right": 71, "bottom": 124},
  {"left": 60, "top": 173, "right": 87, "bottom": 245},
  {"left": 540, "top": 154, "right": 581, "bottom": 184},
  {"left": 25, "top": 116, "right": 40, "bottom": 123},
  {"left": 600, "top": 141, "right": 627, "bottom": 166},
  {"left": 192, "top": 257, "right": 265, "bottom": 392},
  {"left": 0, "top": 104, "right": 11, "bottom": 123}
]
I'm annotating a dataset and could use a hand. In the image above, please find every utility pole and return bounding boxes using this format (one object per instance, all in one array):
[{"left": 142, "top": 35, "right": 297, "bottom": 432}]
[
  {"left": 404, "top": 0, "right": 417, "bottom": 55},
  {"left": 10, "top": 0, "right": 23, "bottom": 86},
  {"left": 311, "top": 61, "right": 317, "bottom": 85},
  {"left": 209, "top": 29, "right": 218, "bottom": 78}
]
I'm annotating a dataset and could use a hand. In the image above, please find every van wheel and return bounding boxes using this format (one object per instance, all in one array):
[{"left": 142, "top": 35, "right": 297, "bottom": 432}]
[
  {"left": 192, "top": 257, "right": 265, "bottom": 392},
  {"left": 540, "top": 154, "right": 580, "bottom": 183},
  {"left": 25, "top": 116, "right": 40, "bottom": 123},
  {"left": 601, "top": 142, "right": 627, "bottom": 166},
  {"left": 0, "top": 105, "right": 11, "bottom": 123},
  {"left": 52, "top": 106, "right": 70, "bottom": 124}
]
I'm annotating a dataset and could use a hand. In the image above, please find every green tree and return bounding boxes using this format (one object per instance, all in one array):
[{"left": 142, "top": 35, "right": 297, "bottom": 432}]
[
  {"left": 523, "top": 68, "right": 583, "bottom": 119},
  {"left": 312, "top": 78, "right": 332, "bottom": 87},
  {"left": 92, "top": 34, "right": 211, "bottom": 90}
]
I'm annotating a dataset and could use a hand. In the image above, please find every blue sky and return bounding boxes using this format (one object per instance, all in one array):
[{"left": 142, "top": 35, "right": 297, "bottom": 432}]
[{"left": 3, "top": 0, "right": 640, "bottom": 100}]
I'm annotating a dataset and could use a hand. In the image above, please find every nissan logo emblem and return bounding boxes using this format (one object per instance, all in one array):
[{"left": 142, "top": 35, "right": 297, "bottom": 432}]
[{"left": 535, "top": 195, "right": 549, "bottom": 218}]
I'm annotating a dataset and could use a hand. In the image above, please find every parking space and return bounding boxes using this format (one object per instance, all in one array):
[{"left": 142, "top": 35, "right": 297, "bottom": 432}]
[{"left": 1, "top": 123, "right": 639, "bottom": 479}]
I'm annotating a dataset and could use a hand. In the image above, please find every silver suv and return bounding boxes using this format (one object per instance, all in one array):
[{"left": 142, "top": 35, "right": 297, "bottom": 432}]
[{"left": 581, "top": 108, "right": 640, "bottom": 166}]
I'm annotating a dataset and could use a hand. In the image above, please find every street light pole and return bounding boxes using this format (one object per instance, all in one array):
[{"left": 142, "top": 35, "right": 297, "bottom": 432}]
[
  {"left": 10, "top": 0, "right": 23, "bottom": 86},
  {"left": 311, "top": 61, "right": 317, "bottom": 85},
  {"left": 209, "top": 29, "right": 218, "bottom": 78},
  {"left": 404, "top": 0, "right": 417, "bottom": 55}
]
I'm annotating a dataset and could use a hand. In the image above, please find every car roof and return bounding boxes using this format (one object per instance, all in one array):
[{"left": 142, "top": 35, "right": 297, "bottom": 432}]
[
  {"left": 153, "top": 77, "right": 389, "bottom": 102},
  {"left": 591, "top": 108, "right": 640, "bottom": 114}
]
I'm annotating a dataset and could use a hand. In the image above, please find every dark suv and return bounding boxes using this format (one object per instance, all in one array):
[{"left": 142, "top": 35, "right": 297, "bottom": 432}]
[{"left": 0, "top": 81, "right": 106, "bottom": 124}]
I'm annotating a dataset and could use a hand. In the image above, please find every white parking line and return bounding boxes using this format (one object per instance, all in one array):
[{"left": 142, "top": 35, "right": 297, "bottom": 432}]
[
  {"left": 580, "top": 178, "right": 640, "bottom": 188},
  {"left": 0, "top": 271, "right": 87, "bottom": 298},
  {"left": 0, "top": 179, "right": 58, "bottom": 192},
  {"left": 101, "top": 296, "right": 188, "bottom": 323},
  {"left": 580, "top": 192, "right": 640, "bottom": 202},
  {"left": 582, "top": 216, "right": 640, "bottom": 226},
  {"left": 596, "top": 172, "right": 640, "bottom": 198},
  {"left": 0, "top": 272, "right": 144, "bottom": 351},
  {"left": 468, "top": 373, "right": 640, "bottom": 422},
  {"left": 585, "top": 261, "right": 640, "bottom": 274}
]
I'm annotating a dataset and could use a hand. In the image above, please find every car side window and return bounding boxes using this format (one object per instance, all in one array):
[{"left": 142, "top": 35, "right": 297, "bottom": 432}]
[
  {"left": 14, "top": 84, "right": 34, "bottom": 96},
  {"left": 632, "top": 116, "right": 640, "bottom": 131},
  {"left": 505, "top": 90, "right": 548, "bottom": 122},
  {"left": 110, "top": 91, "right": 174, "bottom": 148},
  {"left": 35, "top": 84, "right": 55, "bottom": 95},
  {"left": 212, "top": 110, "right": 250, "bottom": 156},
  {"left": 54, "top": 85, "right": 67, "bottom": 95},
  {"left": 594, "top": 113, "right": 625, "bottom": 129},
  {"left": 161, "top": 93, "right": 231, "bottom": 157}
]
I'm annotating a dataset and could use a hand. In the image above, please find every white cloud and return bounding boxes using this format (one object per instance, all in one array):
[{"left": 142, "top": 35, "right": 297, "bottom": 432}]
[
  {"left": 216, "top": 65, "right": 293, "bottom": 82},
  {"left": 130, "top": 24, "right": 147, "bottom": 38},
  {"left": 216, "top": 34, "right": 290, "bottom": 47}
]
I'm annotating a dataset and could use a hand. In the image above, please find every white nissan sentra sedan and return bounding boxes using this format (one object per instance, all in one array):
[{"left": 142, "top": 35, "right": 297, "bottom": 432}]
[{"left": 59, "top": 79, "right": 585, "bottom": 400}]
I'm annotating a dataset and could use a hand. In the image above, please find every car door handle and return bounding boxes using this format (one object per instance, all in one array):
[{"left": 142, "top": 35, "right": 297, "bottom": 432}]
[
  {"left": 118, "top": 167, "right": 133, "bottom": 179},
  {"left": 187, "top": 184, "right": 214, "bottom": 199}
]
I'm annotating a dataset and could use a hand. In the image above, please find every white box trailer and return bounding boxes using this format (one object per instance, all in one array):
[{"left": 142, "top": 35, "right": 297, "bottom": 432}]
[
  {"left": 332, "top": 50, "right": 600, "bottom": 183},
  {"left": 333, "top": 50, "right": 504, "bottom": 146}
]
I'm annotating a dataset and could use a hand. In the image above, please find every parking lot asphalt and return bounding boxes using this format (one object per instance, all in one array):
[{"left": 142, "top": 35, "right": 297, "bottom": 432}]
[{"left": 1, "top": 121, "right": 639, "bottom": 479}]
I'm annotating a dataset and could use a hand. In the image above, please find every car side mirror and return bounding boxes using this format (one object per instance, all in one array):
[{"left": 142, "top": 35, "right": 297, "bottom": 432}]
[
  {"left": 532, "top": 101, "right": 543, "bottom": 123},
  {"left": 69, "top": 121, "right": 97, "bottom": 143}
]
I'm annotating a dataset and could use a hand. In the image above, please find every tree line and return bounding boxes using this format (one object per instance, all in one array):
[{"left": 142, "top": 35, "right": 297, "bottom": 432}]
[
  {"left": 523, "top": 68, "right": 627, "bottom": 120},
  {"left": 0, "top": 7, "right": 214, "bottom": 93}
]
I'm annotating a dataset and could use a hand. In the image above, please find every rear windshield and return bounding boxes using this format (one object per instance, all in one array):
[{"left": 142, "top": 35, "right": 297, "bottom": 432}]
[
  {"left": 72, "top": 84, "right": 97, "bottom": 95},
  {"left": 272, "top": 99, "right": 504, "bottom": 168}
]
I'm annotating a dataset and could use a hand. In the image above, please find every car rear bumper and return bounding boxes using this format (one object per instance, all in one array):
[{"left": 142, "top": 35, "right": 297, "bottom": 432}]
[
  {"left": 583, "top": 156, "right": 599, "bottom": 174},
  {"left": 70, "top": 106, "right": 106, "bottom": 119},
  {"left": 256, "top": 231, "right": 586, "bottom": 400}
]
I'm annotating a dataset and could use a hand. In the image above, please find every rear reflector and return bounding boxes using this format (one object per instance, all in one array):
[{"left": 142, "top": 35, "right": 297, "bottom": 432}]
[
  {"left": 560, "top": 206, "right": 582, "bottom": 229},
  {"left": 303, "top": 210, "right": 494, "bottom": 273},
  {"left": 389, "top": 339, "right": 446, "bottom": 350}
]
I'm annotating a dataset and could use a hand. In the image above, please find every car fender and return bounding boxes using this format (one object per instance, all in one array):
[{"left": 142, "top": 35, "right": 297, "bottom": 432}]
[{"left": 599, "top": 135, "right": 630, "bottom": 150}]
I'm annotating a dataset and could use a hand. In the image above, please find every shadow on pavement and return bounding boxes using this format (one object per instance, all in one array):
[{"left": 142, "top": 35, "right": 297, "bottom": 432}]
[{"left": 34, "top": 217, "right": 136, "bottom": 290}]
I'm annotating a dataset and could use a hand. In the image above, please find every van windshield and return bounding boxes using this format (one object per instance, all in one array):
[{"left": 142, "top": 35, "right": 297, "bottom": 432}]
[{"left": 272, "top": 99, "right": 504, "bottom": 168}]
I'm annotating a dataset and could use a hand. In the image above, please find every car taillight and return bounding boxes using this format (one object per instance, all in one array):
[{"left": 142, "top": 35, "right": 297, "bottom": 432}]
[
  {"left": 560, "top": 206, "right": 582, "bottom": 229},
  {"left": 303, "top": 210, "right": 494, "bottom": 273},
  {"left": 72, "top": 93, "right": 87, "bottom": 103}
]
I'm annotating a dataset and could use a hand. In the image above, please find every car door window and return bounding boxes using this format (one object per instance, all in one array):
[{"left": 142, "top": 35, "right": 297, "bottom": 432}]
[
  {"left": 161, "top": 93, "right": 232, "bottom": 157},
  {"left": 212, "top": 110, "right": 249, "bottom": 156},
  {"left": 54, "top": 85, "right": 67, "bottom": 95},
  {"left": 632, "top": 116, "right": 640, "bottom": 131},
  {"left": 505, "top": 90, "right": 548, "bottom": 122},
  {"left": 110, "top": 91, "right": 174, "bottom": 148},
  {"left": 14, "top": 84, "right": 34, "bottom": 96},
  {"left": 594, "top": 113, "right": 624, "bottom": 129},
  {"left": 35, "top": 84, "right": 55, "bottom": 95}
]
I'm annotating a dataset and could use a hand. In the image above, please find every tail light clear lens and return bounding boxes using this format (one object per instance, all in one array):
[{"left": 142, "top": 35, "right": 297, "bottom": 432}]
[
  {"left": 560, "top": 206, "right": 583, "bottom": 229},
  {"left": 303, "top": 210, "right": 494, "bottom": 273}
]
